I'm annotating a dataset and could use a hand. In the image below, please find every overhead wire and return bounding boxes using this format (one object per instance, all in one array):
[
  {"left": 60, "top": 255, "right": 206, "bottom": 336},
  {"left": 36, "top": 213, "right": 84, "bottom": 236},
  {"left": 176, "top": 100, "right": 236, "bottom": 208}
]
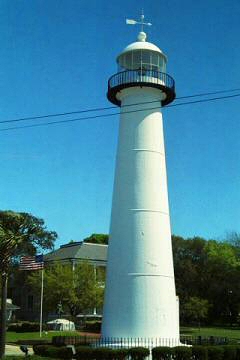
[
  {"left": 1, "top": 92, "right": 240, "bottom": 132},
  {"left": 0, "top": 87, "right": 240, "bottom": 125}
]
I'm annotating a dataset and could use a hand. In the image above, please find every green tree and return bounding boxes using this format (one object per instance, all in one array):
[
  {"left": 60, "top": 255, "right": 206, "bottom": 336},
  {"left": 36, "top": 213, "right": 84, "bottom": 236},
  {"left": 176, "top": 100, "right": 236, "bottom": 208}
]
[
  {"left": 0, "top": 210, "right": 57, "bottom": 359},
  {"left": 181, "top": 296, "right": 210, "bottom": 329},
  {"left": 28, "top": 261, "right": 104, "bottom": 317},
  {"left": 172, "top": 235, "right": 240, "bottom": 325},
  {"left": 172, "top": 235, "right": 207, "bottom": 302},
  {"left": 83, "top": 233, "right": 109, "bottom": 245},
  {"left": 203, "top": 240, "right": 240, "bottom": 324}
]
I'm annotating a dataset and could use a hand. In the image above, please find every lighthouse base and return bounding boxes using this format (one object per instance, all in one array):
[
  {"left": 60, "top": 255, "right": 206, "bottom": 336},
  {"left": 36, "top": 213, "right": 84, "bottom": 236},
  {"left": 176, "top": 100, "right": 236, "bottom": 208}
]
[{"left": 97, "top": 337, "right": 183, "bottom": 348}]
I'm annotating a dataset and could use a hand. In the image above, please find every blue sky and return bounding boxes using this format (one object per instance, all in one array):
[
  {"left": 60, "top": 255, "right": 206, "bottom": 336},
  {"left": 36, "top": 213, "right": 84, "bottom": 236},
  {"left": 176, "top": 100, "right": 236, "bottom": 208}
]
[{"left": 1, "top": 0, "right": 240, "bottom": 248}]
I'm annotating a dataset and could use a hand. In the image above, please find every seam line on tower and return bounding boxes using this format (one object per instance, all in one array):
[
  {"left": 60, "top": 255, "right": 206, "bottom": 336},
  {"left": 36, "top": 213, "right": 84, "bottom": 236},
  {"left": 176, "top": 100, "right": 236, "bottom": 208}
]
[
  {"left": 132, "top": 148, "right": 165, "bottom": 156},
  {"left": 129, "top": 209, "right": 169, "bottom": 215},
  {"left": 128, "top": 273, "right": 174, "bottom": 278}
]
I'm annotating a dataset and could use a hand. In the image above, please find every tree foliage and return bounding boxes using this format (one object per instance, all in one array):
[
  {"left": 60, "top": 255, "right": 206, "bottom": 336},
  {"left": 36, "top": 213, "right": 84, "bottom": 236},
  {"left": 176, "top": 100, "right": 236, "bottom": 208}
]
[
  {"left": 181, "top": 296, "right": 210, "bottom": 328},
  {"left": 83, "top": 233, "right": 109, "bottom": 245},
  {"left": 28, "top": 262, "right": 104, "bottom": 316},
  {"left": 0, "top": 210, "right": 57, "bottom": 359},
  {"left": 0, "top": 210, "right": 57, "bottom": 259},
  {"left": 172, "top": 234, "right": 240, "bottom": 325}
]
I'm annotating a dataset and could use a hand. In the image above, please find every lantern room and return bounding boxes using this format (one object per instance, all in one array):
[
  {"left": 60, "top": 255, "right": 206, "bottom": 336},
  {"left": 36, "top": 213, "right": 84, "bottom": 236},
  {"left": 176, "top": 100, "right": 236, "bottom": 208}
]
[
  {"left": 107, "top": 31, "right": 175, "bottom": 107},
  {"left": 117, "top": 32, "right": 167, "bottom": 73}
]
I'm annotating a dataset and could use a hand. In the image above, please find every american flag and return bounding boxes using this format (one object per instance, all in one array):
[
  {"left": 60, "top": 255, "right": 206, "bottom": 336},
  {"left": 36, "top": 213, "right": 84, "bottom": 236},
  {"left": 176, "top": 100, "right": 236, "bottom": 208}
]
[{"left": 19, "top": 255, "right": 44, "bottom": 270}]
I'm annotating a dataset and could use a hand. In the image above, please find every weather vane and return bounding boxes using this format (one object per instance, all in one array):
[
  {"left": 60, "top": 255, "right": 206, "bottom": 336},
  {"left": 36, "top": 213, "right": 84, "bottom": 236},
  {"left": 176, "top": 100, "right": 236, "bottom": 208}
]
[{"left": 126, "top": 11, "right": 152, "bottom": 32}]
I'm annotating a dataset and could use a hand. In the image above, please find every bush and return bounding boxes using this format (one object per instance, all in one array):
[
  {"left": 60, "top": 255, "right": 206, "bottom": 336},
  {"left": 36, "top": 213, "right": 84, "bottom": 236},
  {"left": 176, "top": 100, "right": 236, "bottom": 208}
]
[
  {"left": 75, "top": 346, "right": 94, "bottom": 360},
  {"left": 7, "top": 323, "right": 22, "bottom": 332},
  {"left": 152, "top": 346, "right": 172, "bottom": 360},
  {"left": 84, "top": 321, "right": 102, "bottom": 333},
  {"left": 222, "top": 345, "right": 237, "bottom": 360},
  {"left": 207, "top": 346, "right": 224, "bottom": 360},
  {"left": 128, "top": 347, "right": 150, "bottom": 360},
  {"left": 8, "top": 321, "right": 46, "bottom": 333},
  {"left": 52, "top": 335, "right": 99, "bottom": 346},
  {"left": 94, "top": 348, "right": 128, "bottom": 360},
  {"left": 33, "top": 344, "right": 48, "bottom": 356},
  {"left": 173, "top": 346, "right": 192, "bottom": 360},
  {"left": 235, "top": 346, "right": 240, "bottom": 360},
  {"left": 192, "top": 346, "right": 208, "bottom": 360},
  {"left": 33, "top": 344, "right": 72, "bottom": 359}
]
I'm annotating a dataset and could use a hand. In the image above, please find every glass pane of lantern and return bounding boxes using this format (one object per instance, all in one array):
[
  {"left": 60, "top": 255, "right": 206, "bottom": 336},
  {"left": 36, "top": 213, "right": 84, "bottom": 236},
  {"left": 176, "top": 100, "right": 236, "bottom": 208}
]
[
  {"left": 141, "top": 51, "right": 150, "bottom": 65},
  {"left": 132, "top": 50, "right": 141, "bottom": 69},
  {"left": 118, "top": 54, "right": 125, "bottom": 71},
  {"left": 159, "top": 57, "right": 166, "bottom": 72},
  {"left": 125, "top": 52, "right": 133, "bottom": 69},
  {"left": 151, "top": 52, "right": 159, "bottom": 67}
]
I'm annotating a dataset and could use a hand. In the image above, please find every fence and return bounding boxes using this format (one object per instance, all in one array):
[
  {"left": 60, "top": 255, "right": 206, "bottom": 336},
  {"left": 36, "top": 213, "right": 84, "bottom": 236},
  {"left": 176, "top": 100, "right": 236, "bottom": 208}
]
[{"left": 52, "top": 335, "right": 229, "bottom": 348}]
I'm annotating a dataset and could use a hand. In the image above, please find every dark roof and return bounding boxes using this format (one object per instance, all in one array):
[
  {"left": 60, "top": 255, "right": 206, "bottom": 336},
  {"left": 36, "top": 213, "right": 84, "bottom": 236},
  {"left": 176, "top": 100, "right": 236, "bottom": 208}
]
[{"left": 44, "top": 241, "right": 107, "bottom": 264}]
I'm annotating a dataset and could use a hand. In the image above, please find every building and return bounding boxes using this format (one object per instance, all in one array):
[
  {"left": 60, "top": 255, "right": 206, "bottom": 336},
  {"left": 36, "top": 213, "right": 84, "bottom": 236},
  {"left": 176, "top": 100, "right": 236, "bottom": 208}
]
[
  {"left": 10, "top": 241, "right": 107, "bottom": 321},
  {"left": 45, "top": 241, "right": 107, "bottom": 269}
]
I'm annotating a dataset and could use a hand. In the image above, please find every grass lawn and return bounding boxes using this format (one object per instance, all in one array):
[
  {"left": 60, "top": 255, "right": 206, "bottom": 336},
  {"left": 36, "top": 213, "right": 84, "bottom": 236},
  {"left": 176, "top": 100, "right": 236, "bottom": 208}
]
[
  {"left": 180, "top": 326, "right": 240, "bottom": 340},
  {"left": 6, "top": 327, "right": 240, "bottom": 343},
  {"left": 6, "top": 330, "right": 80, "bottom": 343}
]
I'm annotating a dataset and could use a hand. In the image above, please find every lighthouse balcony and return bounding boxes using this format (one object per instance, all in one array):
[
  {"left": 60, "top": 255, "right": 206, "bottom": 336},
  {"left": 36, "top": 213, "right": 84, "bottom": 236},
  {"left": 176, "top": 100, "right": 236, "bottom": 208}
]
[{"left": 107, "top": 70, "right": 175, "bottom": 107}]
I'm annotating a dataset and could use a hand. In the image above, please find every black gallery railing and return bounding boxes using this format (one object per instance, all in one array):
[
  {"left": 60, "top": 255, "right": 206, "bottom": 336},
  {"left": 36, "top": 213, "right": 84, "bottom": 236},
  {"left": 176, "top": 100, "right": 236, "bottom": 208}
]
[{"left": 108, "top": 70, "right": 175, "bottom": 93}]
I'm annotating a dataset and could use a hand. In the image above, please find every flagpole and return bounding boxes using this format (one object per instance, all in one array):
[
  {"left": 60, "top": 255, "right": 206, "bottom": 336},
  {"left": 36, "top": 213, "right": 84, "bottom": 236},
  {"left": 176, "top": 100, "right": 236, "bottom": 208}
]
[{"left": 39, "top": 268, "right": 44, "bottom": 338}]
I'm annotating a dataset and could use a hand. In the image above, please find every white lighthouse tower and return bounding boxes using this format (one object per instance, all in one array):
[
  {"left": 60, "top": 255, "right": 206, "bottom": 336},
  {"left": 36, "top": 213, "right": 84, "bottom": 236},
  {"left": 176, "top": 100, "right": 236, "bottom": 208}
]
[{"left": 102, "top": 15, "right": 179, "bottom": 344}]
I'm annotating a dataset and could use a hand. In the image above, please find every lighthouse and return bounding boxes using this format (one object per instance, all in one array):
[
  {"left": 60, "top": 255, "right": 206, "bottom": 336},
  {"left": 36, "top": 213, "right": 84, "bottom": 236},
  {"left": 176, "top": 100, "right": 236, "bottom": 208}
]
[{"left": 102, "top": 15, "right": 179, "bottom": 344}]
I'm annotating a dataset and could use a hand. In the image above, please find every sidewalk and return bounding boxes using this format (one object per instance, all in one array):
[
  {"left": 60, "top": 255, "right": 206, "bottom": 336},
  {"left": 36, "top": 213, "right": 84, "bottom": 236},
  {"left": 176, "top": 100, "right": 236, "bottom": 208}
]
[{"left": 5, "top": 344, "right": 33, "bottom": 356}]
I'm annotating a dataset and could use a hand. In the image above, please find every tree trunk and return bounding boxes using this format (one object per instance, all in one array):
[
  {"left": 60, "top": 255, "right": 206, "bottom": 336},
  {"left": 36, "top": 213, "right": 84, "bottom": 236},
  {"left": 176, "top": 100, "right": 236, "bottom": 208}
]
[{"left": 0, "top": 273, "right": 8, "bottom": 359}]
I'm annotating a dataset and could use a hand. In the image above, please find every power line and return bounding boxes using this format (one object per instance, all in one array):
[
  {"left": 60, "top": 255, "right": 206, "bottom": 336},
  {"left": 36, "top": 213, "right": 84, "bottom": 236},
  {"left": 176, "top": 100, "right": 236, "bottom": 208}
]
[
  {"left": 1, "top": 87, "right": 240, "bottom": 125},
  {"left": 1, "top": 92, "right": 240, "bottom": 133}
]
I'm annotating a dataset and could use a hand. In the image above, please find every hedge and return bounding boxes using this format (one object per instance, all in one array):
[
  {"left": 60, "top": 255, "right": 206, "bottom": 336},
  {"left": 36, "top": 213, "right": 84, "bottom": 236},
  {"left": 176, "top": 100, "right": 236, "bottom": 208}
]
[
  {"left": 34, "top": 345, "right": 128, "bottom": 360},
  {"left": 191, "top": 346, "right": 208, "bottom": 360},
  {"left": 84, "top": 321, "right": 102, "bottom": 333},
  {"left": 152, "top": 346, "right": 173, "bottom": 360},
  {"left": 127, "top": 347, "right": 150, "bottom": 360},
  {"left": 152, "top": 345, "right": 240, "bottom": 360},
  {"left": 33, "top": 344, "right": 240, "bottom": 360},
  {"left": 207, "top": 346, "right": 224, "bottom": 360},
  {"left": 222, "top": 345, "right": 238, "bottom": 360},
  {"left": 173, "top": 346, "right": 192, "bottom": 360},
  {"left": 33, "top": 344, "right": 72, "bottom": 359},
  {"left": 74, "top": 346, "right": 94, "bottom": 360},
  {"left": 8, "top": 321, "right": 46, "bottom": 333}
]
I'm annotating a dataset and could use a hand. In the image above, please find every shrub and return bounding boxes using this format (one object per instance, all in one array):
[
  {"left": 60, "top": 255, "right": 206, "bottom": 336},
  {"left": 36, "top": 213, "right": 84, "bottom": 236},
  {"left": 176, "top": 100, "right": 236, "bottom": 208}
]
[
  {"left": 235, "top": 346, "right": 240, "bottom": 360},
  {"left": 52, "top": 335, "right": 99, "bottom": 346},
  {"left": 84, "top": 321, "right": 102, "bottom": 333},
  {"left": 128, "top": 347, "right": 150, "bottom": 360},
  {"left": 152, "top": 346, "right": 172, "bottom": 360},
  {"left": 33, "top": 344, "right": 72, "bottom": 359},
  {"left": 8, "top": 321, "right": 46, "bottom": 333},
  {"left": 112, "top": 349, "right": 129, "bottom": 360},
  {"left": 173, "top": 346, "right": 192, "bottom": 360},
  {"left": 207, "top": 346, "right": 224, "bottom": 360},
  {"left": 222, "top": 345, "right": 237, "bottom": 360},
  {"left": 93, "top": 347, "right": 112, "bottom": 360},
  {"left": 33, "top": 344, "right": 48, "bottom": 356},
  {"left": 7, "top": 323, "right": 22, "bottom": 332},
  {"left": 192, "top": 346, "right": 208, "bottom": 360},
  {"left": 75, "top": 346, "right": 94, "bottom": 360}
]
